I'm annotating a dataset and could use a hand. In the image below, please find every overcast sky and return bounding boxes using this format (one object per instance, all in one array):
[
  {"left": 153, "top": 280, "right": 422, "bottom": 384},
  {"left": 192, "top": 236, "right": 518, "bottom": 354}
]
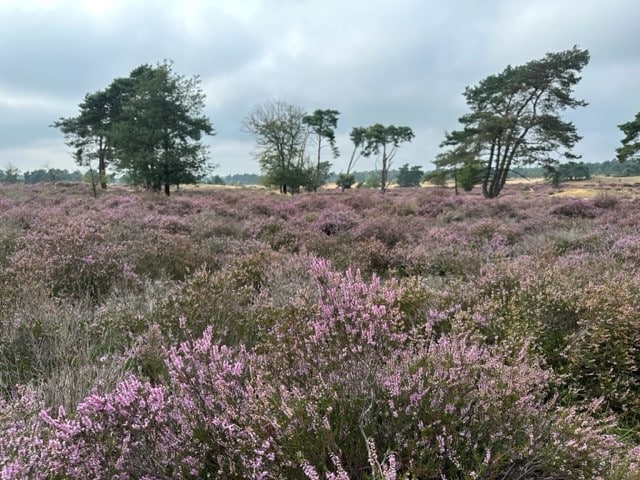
[{"left": 1, "top": 0, "right": 639, "bottom": 176}]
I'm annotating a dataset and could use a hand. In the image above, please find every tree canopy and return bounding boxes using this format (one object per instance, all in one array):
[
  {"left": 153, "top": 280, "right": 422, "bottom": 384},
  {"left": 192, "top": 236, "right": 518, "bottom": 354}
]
[
  {"left": 52, "top": 88, "right": 122, "bottom": 189},
  {"left": 53, "top": 61, "right": 214, "bottom": 195},
  {"left": 244, "top": 100, "right": 334, "bottom": 194},
  {"left": 616, "top": 111, "right": 640, "bottom": 163},
  {"left": 357, "top": 124, "right": 414, "bottom": 193},
  {"left": 441, "top": 46, "right": 590, "bottom": 198},
  {"left": 396, "top": 164, "right": 424, "bottom": 187},
  {"left": 303, "top": 109, "right": 340, "bottom": 191}
]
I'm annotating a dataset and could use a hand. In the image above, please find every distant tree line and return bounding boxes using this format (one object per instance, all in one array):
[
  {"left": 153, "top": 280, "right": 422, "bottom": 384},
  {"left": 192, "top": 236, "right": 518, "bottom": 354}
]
[{"left": 5, "top": 159, "right": 640, "bottom": 187}]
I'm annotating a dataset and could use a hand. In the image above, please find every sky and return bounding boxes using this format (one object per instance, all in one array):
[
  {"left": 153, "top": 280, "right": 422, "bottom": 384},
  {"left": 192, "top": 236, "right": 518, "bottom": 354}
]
[{"left": 1, "top": 0, "right": 639, "bottom": 176}]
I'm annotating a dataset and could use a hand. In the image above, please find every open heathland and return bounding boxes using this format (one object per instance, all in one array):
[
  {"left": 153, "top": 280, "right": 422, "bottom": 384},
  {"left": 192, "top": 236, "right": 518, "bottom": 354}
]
[{"left": 1, "top": 182, "right": 639, "bottom": 479}]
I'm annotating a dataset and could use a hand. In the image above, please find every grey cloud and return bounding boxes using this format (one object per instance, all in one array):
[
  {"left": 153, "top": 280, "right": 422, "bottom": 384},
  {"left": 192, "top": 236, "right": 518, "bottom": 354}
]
[{"left": 1, "top": 0, "right": 639, "bottom": 175}]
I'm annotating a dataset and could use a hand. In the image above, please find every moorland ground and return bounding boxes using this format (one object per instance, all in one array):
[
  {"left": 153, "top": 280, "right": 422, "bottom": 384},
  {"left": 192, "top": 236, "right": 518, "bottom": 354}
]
[{"left": 1, "top": 181, "right": 639, "bottom": 479}]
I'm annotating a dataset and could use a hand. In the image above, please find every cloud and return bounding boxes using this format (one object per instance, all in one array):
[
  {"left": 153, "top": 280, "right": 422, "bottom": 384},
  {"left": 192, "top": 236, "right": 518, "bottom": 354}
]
[{"left": 1, "top": 0, "right": 640, "bottom": 175}]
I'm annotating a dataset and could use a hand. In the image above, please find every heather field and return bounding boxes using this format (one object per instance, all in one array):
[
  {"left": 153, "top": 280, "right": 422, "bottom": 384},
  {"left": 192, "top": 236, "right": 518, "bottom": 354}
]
[{"left": 1, "top": 182, "right": 640, "bottom": 479}]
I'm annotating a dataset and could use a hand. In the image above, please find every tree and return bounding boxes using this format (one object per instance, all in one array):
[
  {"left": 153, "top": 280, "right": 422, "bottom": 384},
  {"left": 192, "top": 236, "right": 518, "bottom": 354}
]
[
  {"left": 336, "top": 173, "right": 356, "bottom": 190},
  {"left": 303, "top": 109, "right": 339, "bottom": 190},
  {"left": 52, "top": 82, "right": 131, "bottom": 189},
  {"left": 243, "top": 100, "right": 311, "bottom": 194},
  {"left": 545, "top": 161, "right": 591, "bottom": 186},
  {"left": 457, "top": 160, "right": 485, "bottom": 192},
  {"left": 423, "top": 169, "right": 448, "bottom": 187},
  {"left": 54, "top": 62, "right": 214, "bottom": 196},
  {"left": 436, "top": 129, "right": 485, "bottom": 194},
  {"left": 396, "top": 163, "right": 424, "bottom": 187},
  {"left": 442, "top": 46, "right": 590, "bottom": 198},
  {"left": 616, "top": 111, "right": 640, "bottom": 163},
  {"left": 110, "top": 62, "right": 214, "bottom": 195},
  {"left": 3, "top": 163, "right": 20, "bottom": 183},
  {"left": 360, "top": 124, "right": 415, "bottom": 193},
  {"left": 337, "top": 127, "right": 368, "bottom": 191}
]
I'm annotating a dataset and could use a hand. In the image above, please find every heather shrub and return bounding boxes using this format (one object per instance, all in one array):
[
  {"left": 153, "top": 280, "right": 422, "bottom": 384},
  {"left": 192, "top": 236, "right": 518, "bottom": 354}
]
[
  {"left": 153, "top": 251, "right": 274, "bottom": 346},
  {"left": 164, "top": 330, "right": 278, "bottom": 478},
  {"left": 349, "top": 238, "right": 394, "bottom": 276},
  {"left": 397, "top": 227, "right": 485, "bottom": 278},
  {"left": 352, "top": 216, "right": 407, "bottom": 248},
  {"left": 257, "top": 218, "right": 301, "bottom": 252},
  {"left": 129, "top": 230, "right": 206, "bottom": 281},
  {"left": 375, "top": 337, "right": 625, "bottom": 479},
  {"left": 592, "top": 192, "right": 620, "bottom": 209},
  {"left": 36, "top": 376, "right": 177, "bottom": 479},
  {"left": 550, "top": 199, "right": 599, "bottom": 218},
  {"left": 0, "top": 386, "right": 49, "bottom": 479},
  {"left": 312, "top": 206, "right": 358, "bottom": 236},
  {"left": 612, "top": 234, "right": 640, "bottom": 264},
  {"left": 10, "top": 217, "right": 136, "bottom": 301},
  {"left": 559, "top": 276, "right": 640, "bottom": 433}
]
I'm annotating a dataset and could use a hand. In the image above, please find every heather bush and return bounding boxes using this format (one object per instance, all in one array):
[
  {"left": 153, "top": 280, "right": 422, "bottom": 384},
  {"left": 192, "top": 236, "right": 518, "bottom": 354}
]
[
  {"left": 10, "top": 216, "right": 137, "bottom": 301},
  {"left": 0, "top": 183, "right": 639, "bottom": 479},
  {"left": 550, "top": 199, "right": 599, "bottom": 218},
  {"left": 559, "top": 275, "right": 640, "bottom": 434},
  {"left": 352, "top": 216, "right": 407, "bottom": 249},
  {"left": 129, "top": 230, "right": 206, "bottom": 281},
  {"left": 312, "top": 206, "right": 358, "bottom": 236},
  {"left": 256, "top": 218, "right": 301, "bottom": 252},
  {"left": 153, "top": 250, "right": 275, "bottom": 347}
]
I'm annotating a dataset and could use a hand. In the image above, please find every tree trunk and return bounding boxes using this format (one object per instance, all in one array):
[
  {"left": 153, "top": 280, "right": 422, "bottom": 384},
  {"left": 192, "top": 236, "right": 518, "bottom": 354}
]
[
  {"left": 453, "top": 166, "right": 459, "bottom": 195},
  {"left": 380, "top": 146, "right": 388, "bottom": 194},
  {"left": 164, "top": 182, "right": 170, "bottom": 196},
  {"left": 98, "top": 137, "right": 108, "bottom": 189},
  {"left": 315, "top": 135, "right": 322, "bottom": 191}
]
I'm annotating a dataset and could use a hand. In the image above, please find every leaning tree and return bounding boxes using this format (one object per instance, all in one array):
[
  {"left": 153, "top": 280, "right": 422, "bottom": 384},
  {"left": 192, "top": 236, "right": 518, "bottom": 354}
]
[{"left": 442, "top": 46, "right": 590, "bottom": 198}]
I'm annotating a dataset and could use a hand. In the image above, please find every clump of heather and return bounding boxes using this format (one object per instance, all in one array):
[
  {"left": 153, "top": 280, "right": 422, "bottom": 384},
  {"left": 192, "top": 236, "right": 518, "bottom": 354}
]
[{"left": 9, "top": 216, "right": 136, "bottom": 301}]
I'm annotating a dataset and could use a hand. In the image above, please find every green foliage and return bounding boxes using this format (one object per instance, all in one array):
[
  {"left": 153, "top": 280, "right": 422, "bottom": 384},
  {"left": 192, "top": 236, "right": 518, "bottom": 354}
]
[
  {"left": 244, "top": 100, "right": 312, "bottom": 194},
  {"left": 458, "top": 160, "right": 484, "bottom": 191},
  {"left": 2, "top": 164, "right": 20, "bottom": 183},
  {"left": 360, "top": 172, "right": 381, "bottom": 189},
  {"left": 423, "top": 169, "right": 448, "bottom": 187},
  {"left": 303, "top": 109, "right": 339, "bottom": 191},
  {"left": 442, "top": 46, "right": 590, "bottom": 198},
  {"left": 545, "top": 161, "right": 591, "bottom": 186},
  {"left": 616, "top": 111, "right": 640, "bottom": 163},
  {"left": 52, "top": 84, "right": 127, "bottom": 189},
  {"left": 205, "top": 174, "right": 226, "bottom": 185},
  {"left": 396, "top": 163, "right": 424, "bottom": 187},
  {"left": 336, "top": 172, "right": 356, "bottom": 190},
  {"left": 110, "top": 62, "right": 215, "bottom": 195},
  {"left": 23, "top": 168, "right": 84, "bottom": 184},
  {"left": 54, "top": 61, "right": 215, "bottom": 195},
  {"left": 358, "top": 124, "right": 415, "bottom": 193}
]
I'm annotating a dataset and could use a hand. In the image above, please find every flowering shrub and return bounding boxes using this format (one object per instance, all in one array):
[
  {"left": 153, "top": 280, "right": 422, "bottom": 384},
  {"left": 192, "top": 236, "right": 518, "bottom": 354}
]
[
  {"left": 10, "top": 216, "right": 136, "bottom": 301},
  {"left": 0, "top": 183, "right": 639, "bottom": 479},
  {"left": 550, "top": 199, "right": 599, "bottom": 218}
]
